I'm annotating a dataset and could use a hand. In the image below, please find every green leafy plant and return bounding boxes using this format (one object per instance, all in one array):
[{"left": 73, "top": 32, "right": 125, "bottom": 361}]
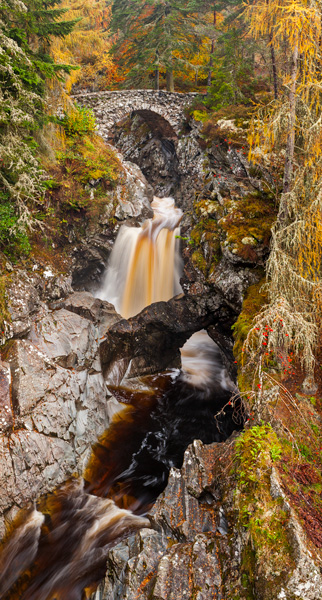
[
  {"left": 0, "top": 200, "right": 31, "bottom": 256},
  {"left": 270, "top": 444, "right": 282, "bottom": 462},
  {"left": 60, "top": 105, "right": 96, "bottom": 137}
]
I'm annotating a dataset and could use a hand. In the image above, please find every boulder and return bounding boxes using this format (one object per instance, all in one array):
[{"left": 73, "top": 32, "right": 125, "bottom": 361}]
[
  {"left": 28, "top": 308, "right": 98, "bottom": 369},
  {"left": 100, "top": 292, "right": 237, "bottom": 380},
  {"left": 58, "top": 291, "right": 122, "bottom": 335}
]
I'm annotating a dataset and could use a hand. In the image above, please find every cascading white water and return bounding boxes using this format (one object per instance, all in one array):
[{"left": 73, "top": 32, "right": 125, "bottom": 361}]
[
  {"left": 180, "top": 330, "right": 237, "bottom": 393},
  {"left": 0, "top": 480, "right": 149, "bottom": 599},
  {"left": 96, "top": 197, "right": 183, "bottom": 318},
  {"left": 97, "top": 196, "right": 235, "bottom": 394}
]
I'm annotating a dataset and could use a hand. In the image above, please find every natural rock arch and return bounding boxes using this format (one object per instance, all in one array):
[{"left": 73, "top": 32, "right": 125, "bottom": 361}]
[{"left": 73, "top": 90, "right": 200, "bottom": 139}]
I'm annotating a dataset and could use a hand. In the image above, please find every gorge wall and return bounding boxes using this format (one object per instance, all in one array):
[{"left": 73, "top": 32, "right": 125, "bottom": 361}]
[{"left": 0, "top": 103, "right": 322, "bottom": 600}]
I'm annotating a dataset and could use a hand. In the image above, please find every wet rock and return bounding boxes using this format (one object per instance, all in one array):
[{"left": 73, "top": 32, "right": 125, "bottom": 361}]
[
  {"left": 41, "top": 273, "right": 73, "bottom": 301},
  {"left": 0, "top": 431, "right": 76, "bottom": 535},
  {"left": 115, "top": 160, "right": 153, "bottom": 220},
  {"left": 58, "top": 291, "right": 122, "bottom": 334},
  {"left": 71, "top": 242, "right": 110, "bottom": 289},
  {"left": 150, "top": 465, "right": 216, "bottom": 542},
  {"left": 100, "top": 293, "right": 237, "bottom": 379},
  {"left": 2, "top": 339, "right": 56, "bottom": 415},
  {"left": 95, "top": 529, "right": 166, "bottom": 600},
  {"left": 209, "top": 254, "right": 259, "bottom": 312},
  {"left": 94, "top": 440, "right": 224, "bottom": 600},
  {"left": 151, "top": 535, "right": 222, "bottom": 600}
]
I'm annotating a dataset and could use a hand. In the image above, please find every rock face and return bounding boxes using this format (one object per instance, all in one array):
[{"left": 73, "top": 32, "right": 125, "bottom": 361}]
[
  {"left": 92, "top": 438, "right": 322, "bottom": 600},
  {"left": 91, "top": 440, "right": 225, "bottom": 600},
  {"left": 110, "top": 113, "right": 272, "bottom": 313},
  {"left": 0, "top": 283, "right": 236, "bottom": 538},
  {"left": 70, "top": 152, "right": 154, "bottom": 289},
  {"left": 0, "top": 291, "right": 121, "bottom": 536},
  {"left": 101, "top": 292, "right": 238, "bottom": 380}
]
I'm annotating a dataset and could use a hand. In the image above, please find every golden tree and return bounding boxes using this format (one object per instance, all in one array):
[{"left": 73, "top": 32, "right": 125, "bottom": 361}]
[
  {"left": 50, "top": 0, "right": 120, "bottom": 92},
  {"left": 242, "top": 0, "right": 322, "bottom": 385}
]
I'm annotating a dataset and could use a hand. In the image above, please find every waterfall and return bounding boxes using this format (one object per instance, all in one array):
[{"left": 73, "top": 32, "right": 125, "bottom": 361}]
[
  {"left": 181, "top": 330, "right": 237, "bottom": 394},
  {"left": 96, "top": 197, "right": 183, "bottom": 318},
  {"left": 0, "top": 196, "right": 243, "bottom": 600}
]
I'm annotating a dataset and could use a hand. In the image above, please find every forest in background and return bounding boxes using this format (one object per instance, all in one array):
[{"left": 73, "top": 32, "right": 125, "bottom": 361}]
[{"left": 1, "top": 0, "right": 322, "bottom": 387}]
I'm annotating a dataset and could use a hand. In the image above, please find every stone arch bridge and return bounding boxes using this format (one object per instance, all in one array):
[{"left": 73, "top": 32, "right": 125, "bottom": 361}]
[{"left": 73, "top": 90, "right": 200, "bottom": 139}]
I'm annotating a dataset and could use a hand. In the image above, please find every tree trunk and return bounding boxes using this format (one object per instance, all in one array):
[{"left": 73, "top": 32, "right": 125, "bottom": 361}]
[
  {"left": 279, "top": 42, "right": 298, "bottom": 223},
  {"left": 155, "top": 67, "right": 159, "bottom": 91},
  {"left": 207, "top": 9, "right": 216, "bottom": 87},
  {"left": 166, "top": 69, "right": 174, "bottom": 92},
  {"left": 269, "top": 32, "right": 278, "bottom": 99},
  {"left": 283, "top": 43, "right": 298, "bottom": 194},
  {"left": 207, "top": 39, "right": 215, "bottom": 87}
]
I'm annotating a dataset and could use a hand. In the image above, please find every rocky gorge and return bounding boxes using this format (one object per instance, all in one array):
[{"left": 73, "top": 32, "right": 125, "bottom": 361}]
[{"left": 0, "top": 104, "right": 322, "bottom": 600}]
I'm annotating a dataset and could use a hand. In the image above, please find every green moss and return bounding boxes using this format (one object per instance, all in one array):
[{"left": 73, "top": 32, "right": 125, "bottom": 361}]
[
  {"left": 191, "top": 249, "right": 207, "bottom": 274},
  {"left": 240, "top": 543, "right": 256, "bottom": 600},
  {"left": 232, "top": 278, "right": 267, "bottom": 362},
  {"left": 234, "top": 424, "right": 294, "bottom": 583},
  {"left": 190, "top": 213, "right": 222, "bottom": 277},
  {"left": 57, "top": 132, "right": 121, "bottom": 198},
  {"left": 220, "top": 192, "right": 276, "bottom": 260}
]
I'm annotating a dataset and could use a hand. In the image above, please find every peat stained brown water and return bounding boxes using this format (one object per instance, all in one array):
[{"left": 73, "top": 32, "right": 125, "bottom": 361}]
[
  {"left": 96, "top": 196, "right": 182, "bottom": 318},
  {"left": 85, "top": 331, "right": 243, "bottom": 514},
  {"left": 0, "top": 198, "right": 244, "bottom": 600}
]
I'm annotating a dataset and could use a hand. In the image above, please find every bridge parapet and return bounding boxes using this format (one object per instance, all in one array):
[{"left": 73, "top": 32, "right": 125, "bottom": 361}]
[{"left": 73, "top": 90, "right": 200, "bottom": 138}]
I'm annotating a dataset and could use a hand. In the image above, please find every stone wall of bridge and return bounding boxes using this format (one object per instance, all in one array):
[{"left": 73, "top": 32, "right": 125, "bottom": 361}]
[{"left": 73, "top": 90, "right": 200, "bottom": 138}]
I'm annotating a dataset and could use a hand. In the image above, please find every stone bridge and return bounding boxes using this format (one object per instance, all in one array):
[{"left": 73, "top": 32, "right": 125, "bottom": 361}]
[{"left": 73, "top": 90, "right": 200, "bottom": 139}]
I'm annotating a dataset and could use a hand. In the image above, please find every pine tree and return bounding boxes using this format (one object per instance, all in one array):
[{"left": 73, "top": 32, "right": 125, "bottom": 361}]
[
  {"left": 110, "top": 0, "right": 200, "bottom": 90},
  {"left": 0, "top": 0, "right": 78, "bottom": 254},
  {"left": 2, "top": 0, "right": 79, "bottom": 95},
  {"left": 0, "top": 0, "right": 45, "bottom": 243}
]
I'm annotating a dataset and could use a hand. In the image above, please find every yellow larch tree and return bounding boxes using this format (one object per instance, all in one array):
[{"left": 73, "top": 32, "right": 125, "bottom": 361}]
[
  {"left": 241, "top": 0, "right": 322, "bottom": 387},
  {"left": 50, "top": 0, "right": 121, "bottom": 93}
]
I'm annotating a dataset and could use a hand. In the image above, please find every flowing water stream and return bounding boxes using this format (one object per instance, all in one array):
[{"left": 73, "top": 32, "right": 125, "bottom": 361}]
[
  {"left": 0, "top": 196, "right": 243, "bottom": 600},
  {"left": 96, "top": 196, "right": 183, "bottom": 318}
]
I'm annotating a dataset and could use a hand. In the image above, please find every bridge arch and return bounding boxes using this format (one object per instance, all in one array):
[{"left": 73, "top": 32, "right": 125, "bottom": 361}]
[
  {"left": 127, "top": 108, "right": 178, "bottom": 138},
  {"left": 73, "top": 90, "right": 199, "bottom": 140}
]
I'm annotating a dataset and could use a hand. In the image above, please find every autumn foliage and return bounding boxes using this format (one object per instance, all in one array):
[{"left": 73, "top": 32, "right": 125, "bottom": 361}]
[{"left": 51, "top": 0, "right": 121, "bottom": 92}]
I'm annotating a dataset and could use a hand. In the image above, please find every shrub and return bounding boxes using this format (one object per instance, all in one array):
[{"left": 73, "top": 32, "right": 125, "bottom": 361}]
[
  {"left": 60, "top": 105, "right": 96, "bottom": 137},
  {"left": 0, "top": 197, "right": 31, "bottom": 256}
]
